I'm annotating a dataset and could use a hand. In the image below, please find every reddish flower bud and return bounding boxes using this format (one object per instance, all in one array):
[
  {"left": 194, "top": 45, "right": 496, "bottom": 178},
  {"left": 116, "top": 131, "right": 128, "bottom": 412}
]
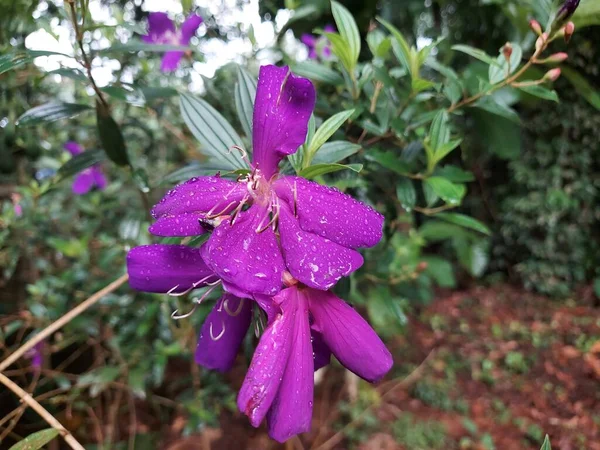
[
  {"left": 564, "top": 21, "right": 575, "bottom": 42},
  {"left": 535, "top": 32, "right": 549, "bottom": 53},
  {"left": 543, "top": 68, "right": 562, "bottom": 82},
  {"left": 529, "top": 19, "right": 543, "bottom": 36},
  {"left": 547, "top": 52, "right": 569, "bottom": 63},
  {"left": 502, "top": 42, "right": 513, "bottom": 61}
]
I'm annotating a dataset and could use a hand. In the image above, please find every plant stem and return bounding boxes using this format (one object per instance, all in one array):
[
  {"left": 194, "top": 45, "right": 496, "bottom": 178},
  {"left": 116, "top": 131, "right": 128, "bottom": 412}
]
[{"left": 0, "top": 372, "right": 86, "bottom": 450}]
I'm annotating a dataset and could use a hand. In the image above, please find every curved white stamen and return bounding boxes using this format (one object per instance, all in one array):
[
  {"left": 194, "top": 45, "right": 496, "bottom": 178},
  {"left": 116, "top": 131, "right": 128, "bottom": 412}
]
[
  {"left": 210, "top": 320, "right": 226, "bottom": 341},
  {"left": 206, "top": 201, "right": 238, "bottom": 219},
  {"left": 223, "top": 298, "right": 244, "bottom": 316},
  {"left": 171, "top": 304, "right": 198, "bottom": 320},
  {"left": 228, "top": 145, "right": 251, "bottom": 168}
]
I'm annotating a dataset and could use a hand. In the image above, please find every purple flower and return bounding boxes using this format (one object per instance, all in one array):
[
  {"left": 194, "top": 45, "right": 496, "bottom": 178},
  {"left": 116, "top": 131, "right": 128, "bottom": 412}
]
[
  {"left": 148, "top": 65, "right": 383, "bottom": 298},
  {"left": 64, "top": 141, "right": 107, "bottom": 195},
  {"left": 26, "top": 342, "right": 44, "bottom": 373},
  {"left": 11, "top": 193, "right": 23, "bottom": 217},
  {"left": 142, "top": 12, "right": 203, "bottom": 72},
  {"left": 301, "top": 24, "right": 335, "bottom": 60},
  {"left": 238, "top": 285, "right": 393, "bottom": 442},
  {"left": 557, "top": 0, "right": 580, "bottom": 21}
]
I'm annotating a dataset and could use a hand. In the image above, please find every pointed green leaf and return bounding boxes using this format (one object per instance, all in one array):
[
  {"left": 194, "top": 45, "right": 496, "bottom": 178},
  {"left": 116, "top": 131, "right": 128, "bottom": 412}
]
[
  {"left": 8, "top": 429, "right": 59, "bottom": 450},
  {"left": 299, "top": 163, "right": 362, "bottom": 179},
  {"left": 180, "top": 93, "right": 245, "bottom": 170},
  {"left": 540, "top": 435, "right": 552, "bottom": 450},
  {"left": 366, "top": 150, "right": 412, "bottom": 175},
  {"left": 234, "top": 66, "right": 257, "bottom": 139},
  {"left": 17, "top": 102, "right": 92, "bottom": 127},
  {"left": 308, "top": 109, "right": 355, "bottom": 157},
  {"left": 312, "top": 141, "right": 361, "bottom": 164},
  {"left": 424, "top": 177, "right": 466, "bottom": 205},
  {"left": 292, "top": 61, "right": 344, "bottom": 85},
  {"left": 0, "top": 50, "right": 73, "bottom": 74},
  {"left": 429, "top": 110, "right": 450, "bottom": 151},
  {"left": 451, "top": 44, "right": 499, "bottom": 66},
  {"left": 472, "top": 97, "right": 520, "bottom": 123},
  {"left": 396, "top": 178, "right": 416, "bottom": 210},
  {"left": 436, "top": 213, "right": 490, "bottom": 235},
  {"left": 378, "top": 17, "right": 413, "bottom": 75},
  {"left": 96, "top": 101, "right": 130, "bottom": 166},
  {"left": 560, "top": 66, "right": 600, "bottom": 111},
  {"left": 517, "top": 85, "right": 559, "bottom": 102},
  {"left": 433, "top": 139, "right": 462, "bottom": 166},
  {"left": 58, "top": 148, "right": 106, "bottom": 179},
  {"left": 331, "top": 1, "right": 361, "bottom": 68}
]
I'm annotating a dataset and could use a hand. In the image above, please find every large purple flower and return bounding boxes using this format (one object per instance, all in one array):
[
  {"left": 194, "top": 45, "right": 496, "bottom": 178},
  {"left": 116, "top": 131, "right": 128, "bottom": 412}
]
[
  {"left": 64, "top": 142, "right": 107, "bottom": 195},
  {"left": 150, "top": 65, "right": 383, "bottom": 298},
  {"left": 142, "top": 12, "right": 203, "bottom": 72},
  {"left": 301, "top": 24, "right": 335, "bottom": 60},
  {"left": 238, "top": 285, "right": 393, "bottom": 442}
]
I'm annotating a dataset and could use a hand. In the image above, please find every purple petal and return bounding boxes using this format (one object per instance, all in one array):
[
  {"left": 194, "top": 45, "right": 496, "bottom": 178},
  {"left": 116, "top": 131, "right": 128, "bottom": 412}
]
[
  {"left": 267, "top": 288, "right": 313, "bottom": 442},
  {"left": 143, "top": 12, "right": 175, "bottom": 43},
  {"left": 72, "top": 170, "right": 94, "bottom": 195},
  {"left": 301, "top": 33, "right": 316, "bottom": 48},
  {"left": 277, "top": 203, "right": 363, "bottom": 290},
  {"left": 180, "top": 13, "right": 203, "bottom": 44},
  {"left": 64, "top": 141, "right": 83, "bottom": 156},
  {"left": 126, "top": 244, "right": 216, "bottom": 294},
  {"left": 323, "top": 24, "right": 336, "bottom": 33},
  {"left": 151, "top": 176, "right": 245, "bottom": 220},
  {"left": 308, "top": 49, "right": 318, "bottom": 59},
  {"left": 149, "top": 213, "right": 206, "bottom": 237},
  {"left": 238, "top": 288, "right": 296, "bottom": 426},
  {"left": 91, "top": 166, "right": 107, "bottom": 191},
  {"left": 275, "top": 176, "right": 384, "bottom": 249},
  {"left": 308, "top": 289, "right": 393, "bottom": 383},
  {"left": 251, "top": 65, "right": 315, "bottom": 179},
  {"left": 311, "top": 330, "right": 331, "bottom": 371},
  {"left": 202, "top": 204, "right": 284, "bottom": 297},
  {"left": 322, "top": 45, "right": 332, "bottom": 58},
  {"left": 160, "top": 51, "right": 184, "bottom": 72},
  {"left": 195, "top": 294, "right": 252, "bottom": 372}
]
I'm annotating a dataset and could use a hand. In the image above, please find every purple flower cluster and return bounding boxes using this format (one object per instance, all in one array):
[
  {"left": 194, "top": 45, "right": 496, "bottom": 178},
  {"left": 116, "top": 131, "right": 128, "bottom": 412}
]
[
  {"left": 64, "top": 142, "right": 107, "bottom": 195},
  {"left": 301, "top": 25, "right": 335, "bottom": 60},
  {"left": 127, "top": 65, "right": 392, "bottom": 441},
  {"left": 142, "top": 12, "right": 203, "bottom": 72}
]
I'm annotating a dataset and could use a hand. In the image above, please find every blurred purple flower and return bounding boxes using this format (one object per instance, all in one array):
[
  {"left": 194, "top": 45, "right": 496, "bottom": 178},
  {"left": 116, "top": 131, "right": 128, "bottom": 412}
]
[
  {"left": 11, "top": 193, "right": 23, "bottom": 217},
  {"left": 25, "top": 342, "right": 44, "bottom": 373},
  {"left": 142, "top": 12, "right": 203, "bottom": 72},
  {"left": 557, "top": 0, "right": 580, "bottom": 21},
  {"left": 238, "top": 285, "right": 392, "bottom": 442},
  {"left": 147, "top": 65, "right": 383, "bottom": 298},
  {"left": 64, "top": 141, "right": 107, "bottom": 195},
  {"left": 301, "top": 24, "right": 335, "bottom": 60}
]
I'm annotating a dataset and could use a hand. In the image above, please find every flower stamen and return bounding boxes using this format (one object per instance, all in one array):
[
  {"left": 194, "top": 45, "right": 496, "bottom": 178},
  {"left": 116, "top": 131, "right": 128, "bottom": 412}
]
[
  {"left": 209, "top": 320, "right": 226, "bottom": 341},
  {"left": 228, "top": 145, "right": 251, "bottom": 168}
]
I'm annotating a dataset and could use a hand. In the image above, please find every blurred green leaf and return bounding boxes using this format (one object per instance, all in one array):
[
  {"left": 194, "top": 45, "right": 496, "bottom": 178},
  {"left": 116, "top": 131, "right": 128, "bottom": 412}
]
[
  {"left": 0, "top": 50, "right": 73, "bottom": 74},
  {"left": 517, "top": 85, "right": 559, "bottom": 102},
  {"left": 435, "top": 165, "right": 475, "bottom": 182},
  {"left": 162, "top": 163, "right": 223, "bottom": 184},
  {"left": 561, "top": 66, "right": 600, "bottom": 111},
  {"left": 422, "top": 256, "right": 456, "bottom": 288},
  {"left": 429, "top": 110, "right": 450, "bottom": 151},
  {"left": 436, "top": 213, "right": 491, "bottom": 235},
  {"left": 46, "top": 68, "right": 88, "bottom": 82},
  {"left": 424, "top": 177, "right": 466, "bottom": 205},
  {"left": 8, "top": 429, "right": 59, "bottom": 450},
  {"left": 396, "top": 178, "right": 416, "bottom": 210},
  {"left": 101, "top": 85, "right": 146, "bottom": 106},
  {"left": 180, "top": 93, "right": 245, "bottom": 170},
  {"left": 572, "top": 0, "right": 600, "bottom": 29},
  {"left": 432, "top": 139, "right": 462, "bottom": 166},
  {"left": 366, "top": 149, "right": 412, "bottom": 175},
  {"left": 58, "top": 148, "right": 105, "bottom": 179},
  {"left": 299, "top": 163, "right": 362, "bottom": 179},
  {"left": 234, "top": 66, "right": 257, "bottom": 139},
  {"left": 96, "top": 101, "right": 130, "bottom": 166},
  {"left": 378, "top": 18, "right": 413, "bottom": 75},
  {"left": 17, "top": 102, "right": 92, "bottom": 127},
  {"left": 472, "top": 97, "right": 520, "bottom": 123},
  {"left": 292, "top": 61, "right": 344, "bottom": 85},
  {"left": 452, "top": 44, "right": 499, "bottom": 66},
  {"left": 540, "top": 435, "right": 552, "bottom": 450},
  {"left": 312, "top": 141, "right": 361, "bottom": 164},
  {"left": 101, "top": 42, "right": 192, "bottom": 53}
]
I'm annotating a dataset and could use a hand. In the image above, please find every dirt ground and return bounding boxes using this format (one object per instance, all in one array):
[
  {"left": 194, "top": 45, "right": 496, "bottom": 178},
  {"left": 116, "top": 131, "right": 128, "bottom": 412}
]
[{"left": 164, "top": 285, "right": 600, "bottom": 450}]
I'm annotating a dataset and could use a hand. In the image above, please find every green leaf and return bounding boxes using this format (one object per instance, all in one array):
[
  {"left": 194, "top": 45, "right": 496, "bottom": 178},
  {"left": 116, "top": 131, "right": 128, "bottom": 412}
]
[
  {"left": 162, "top": 163, "right": 221, "bottom": 184},
  {"left": 96, "top": 101, "right": 130, "bottom": 166},
  {"left": 396, "top": 178, "right": 416, "bottom": 210},
  {"left": 435, "top": 165, "right": 475, "bottom": 182},
  {"left": 331, "top": 1, "right": 361, "bottom": 68},
  {"left": 299, "top": 163, "right": 362, "bottom": 179},
  {"left": 366, "top": 150, "right": 412, "bottom": 175},
  {"left": 436, "top": 213, "right": 491, "bottom": 235},
  {"left": 100, "top": 41, "right": 192, "bottom": 53},
  {"left": 234, "top": 66, "right": 257, "bottom": 139},
  {"left": 378, "top": 17, "right": 413, "bottom": 75},
  {"left": 560, "top": 66, "right": 600, "bottom": 111},
  {"left": 326, "top": 32, "right": 355, "bottom": 74},
  {"left": 433, "top": 139, "right": 462, "bottom": 166},
  {"left": 179, "top": 93, "right": 245, "bottom": 170},
  {"left": 451, "top": 45, "right": 499, "bottom": 66},
  {"left": 8, "top": 429, "right": 60, "bottom": 450},
  {"left": 422, "top": 256, "right": 456, "bottom": 288},
  {"left": 572, "top": 0, "right": 600, "bottom": 29},
  {"left": 540, "top": 434, "right": 552, "bottom": 450},
  {"left": 366, "top": 29, "right": 391, "bottom": 58},
  {"left": 472, "top": 97, "right": 520, "bottom": 123},
  {"left": 0, "top": 50, "right": 73, "bottom": 74},
  {"left": 456, "top": 238, "right": 489, "bottom": 277},
  {"left": 46, "top": 68, "right": 88, "bottom": 82},
  {"left": 17, "top": 102, "right": 92, "bottom": 127},
  {"left": 312, "top": 141, "right": 361, "bottom": 164},
  {"left": 429, "top": 110, "right": 450, "bottom": 151},
  {"left": 308, "top": 109, "right": 355, "bottom": 157},
  {"left": 517, "top": 85, "right": 559, "bottom": 102},
  {"left": 424, "top": 177, "right": 466, "bottom": 205},
  {"left": 471, "top": 109, "right": 521, "bottom": 159},
  {"left": 292, "top": 61, "right": 344, "bottom": 85},
  {"left": 101, "top": 85, "right": 146, "bottom": 106},
  {"left": 489, "top": 43, "right": 522, "bottom": 84},
  {"left": 138, "top": 86, "right": 178, "bottom": 101},
  {"left": 58, "top": 148, "right": 105, "bottom": 179}
]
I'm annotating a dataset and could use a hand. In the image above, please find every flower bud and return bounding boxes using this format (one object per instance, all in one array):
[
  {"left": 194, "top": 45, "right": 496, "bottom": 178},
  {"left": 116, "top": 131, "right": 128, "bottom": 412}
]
[
  {"left": 502, "top": 42, "right": 513, "bottom": 61},
  {"left": 535, "top": 32, "right": 549, "bottom": 53},
  {"left": 556, "top": 0, "right": 580, "bottom": 22},
  {"left": 529, "top": 19, "right": 543, "bottom": 36},
  {"left": 416, "top": 261, "right": 428, "bottom": 272},
  {"left": 543, "top": 68, "right": 562, "bottom": 82},
  {"left": 564, "top": 21, "right": 575, "bottom": 42},
  {"left": 546, "top": 52, "right": 569, "bottom": 63}
]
